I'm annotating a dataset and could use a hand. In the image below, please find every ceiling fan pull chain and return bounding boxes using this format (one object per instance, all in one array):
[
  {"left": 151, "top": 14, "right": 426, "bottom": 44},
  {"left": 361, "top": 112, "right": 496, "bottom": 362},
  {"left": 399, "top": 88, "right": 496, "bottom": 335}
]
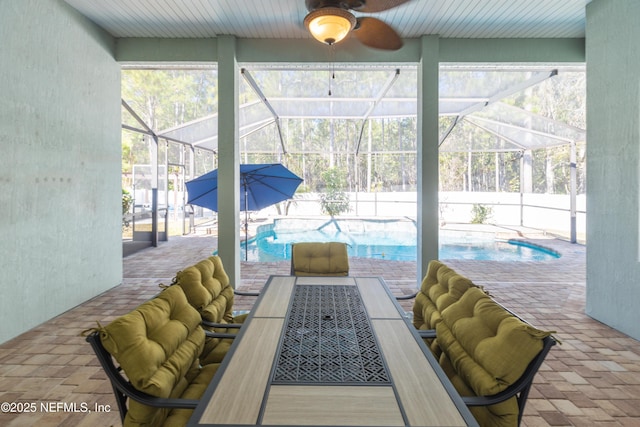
[
  {"left": 327, "top": 45, "right": 336, "bottom": 96},
  {"left": 329, "top": 68, "right": 335, "bottom": 96}
]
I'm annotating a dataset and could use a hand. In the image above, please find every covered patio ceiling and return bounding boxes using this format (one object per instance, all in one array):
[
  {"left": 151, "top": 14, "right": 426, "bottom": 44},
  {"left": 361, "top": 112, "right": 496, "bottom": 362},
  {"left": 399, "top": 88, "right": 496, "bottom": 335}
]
[{"left": 127, "top": 63, "right": 586, "bottom": 154}]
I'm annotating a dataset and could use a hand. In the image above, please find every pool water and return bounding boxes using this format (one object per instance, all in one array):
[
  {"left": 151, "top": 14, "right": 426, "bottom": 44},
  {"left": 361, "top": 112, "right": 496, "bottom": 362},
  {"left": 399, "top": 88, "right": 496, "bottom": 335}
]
[{"left": 240, "top": 218, "right": 560, "bottom": 262}]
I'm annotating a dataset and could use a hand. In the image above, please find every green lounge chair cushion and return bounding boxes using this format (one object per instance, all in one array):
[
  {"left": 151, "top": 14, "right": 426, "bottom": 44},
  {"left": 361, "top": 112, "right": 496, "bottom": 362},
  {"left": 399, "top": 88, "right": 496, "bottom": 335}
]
[
  {"left": 291, "top": 242, "right": 349, "bottom": 276},
  {"left": 174, "top": 256, "right": 234, "bottom": 324},
  {"left": 173, "top": 256, "right": 243, "bottom": 364},
  {"left": 412, "top": 260, "right": 476, "bottom": 331},
  {"left": 436, "top": 287, "right": 551, "bottom": 426},
  {"left": 98, "top": 285, "right": 218, "bottom": 427},
  {"left": 412, "top": 260, "right": 478, "bottom": 355}
]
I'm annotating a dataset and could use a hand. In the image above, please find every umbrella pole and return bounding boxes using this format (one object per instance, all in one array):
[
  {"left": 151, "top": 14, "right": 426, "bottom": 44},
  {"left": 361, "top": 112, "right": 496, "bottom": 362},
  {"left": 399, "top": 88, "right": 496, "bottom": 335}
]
[
  {"left": 245, "top": 185, "right": 248, "bottom": 261},
  {"left": 245, "top": 209, "right": 248, "bottom": 261}
]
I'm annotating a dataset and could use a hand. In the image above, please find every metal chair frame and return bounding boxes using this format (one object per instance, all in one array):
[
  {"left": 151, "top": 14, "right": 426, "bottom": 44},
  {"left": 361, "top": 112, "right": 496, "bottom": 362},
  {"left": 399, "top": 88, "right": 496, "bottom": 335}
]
[{"left": 85, "top": 332, "right": 199, "bottom": 423}]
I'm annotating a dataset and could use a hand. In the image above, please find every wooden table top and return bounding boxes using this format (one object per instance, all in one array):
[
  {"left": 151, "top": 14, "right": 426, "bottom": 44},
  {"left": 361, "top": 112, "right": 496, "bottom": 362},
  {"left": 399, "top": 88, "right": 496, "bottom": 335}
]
[{"left": 188, "top": 276, "right": 478, "bottom": 427}]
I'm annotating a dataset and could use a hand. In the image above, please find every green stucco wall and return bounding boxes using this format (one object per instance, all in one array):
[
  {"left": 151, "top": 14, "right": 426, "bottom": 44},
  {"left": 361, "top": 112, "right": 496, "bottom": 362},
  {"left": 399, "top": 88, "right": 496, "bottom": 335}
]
[
  {"left": 0, "top": 0, "right": 121, "bottom": 343},
  {"left": 586, "top": 0, "right": 640, "bottom": 340}
]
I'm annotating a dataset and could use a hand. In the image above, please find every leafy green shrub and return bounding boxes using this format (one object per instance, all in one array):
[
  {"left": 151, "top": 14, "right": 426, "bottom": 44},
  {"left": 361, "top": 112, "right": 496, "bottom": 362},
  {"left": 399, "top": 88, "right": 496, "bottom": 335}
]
[
  {"left": 122, "top": 189, "right": 133, "bottom": 215},
  {"left": 470, "top": 204, "right": 492, "bottom": 224},
  {"left": 122, "top": 189, "right": 133, "bottom": 228},
  {"left": 320, "top": 168, "right": 350, "bottom": 216}
]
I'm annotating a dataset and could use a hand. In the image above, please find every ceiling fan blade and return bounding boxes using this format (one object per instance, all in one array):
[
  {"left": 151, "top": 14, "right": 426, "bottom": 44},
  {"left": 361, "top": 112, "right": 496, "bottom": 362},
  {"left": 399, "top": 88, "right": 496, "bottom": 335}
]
[
  {"left": 350, "top": 0, "right": 411, "bottom": 13},
  {"left": 353, "top": 17, "right": 403, "bottom": 50},
  {"left": 305, "top": 0, "right": 320, "bottom": 12},
  {"left": 305, "top": 0, "right": 342, "bottom": 12}
]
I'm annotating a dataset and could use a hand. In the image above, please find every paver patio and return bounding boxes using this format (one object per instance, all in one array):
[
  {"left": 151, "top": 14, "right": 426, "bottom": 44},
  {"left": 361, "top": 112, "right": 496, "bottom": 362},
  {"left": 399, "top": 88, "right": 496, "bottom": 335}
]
[{"left": 1, "top": 230, "right": 639, "bottom": 426}]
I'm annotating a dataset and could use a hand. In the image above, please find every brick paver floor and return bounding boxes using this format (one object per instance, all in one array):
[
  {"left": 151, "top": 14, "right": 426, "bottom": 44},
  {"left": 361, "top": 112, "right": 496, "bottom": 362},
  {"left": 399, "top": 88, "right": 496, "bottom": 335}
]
[{"left": 1, "top": 229, "right": 639, "bottom": 426}]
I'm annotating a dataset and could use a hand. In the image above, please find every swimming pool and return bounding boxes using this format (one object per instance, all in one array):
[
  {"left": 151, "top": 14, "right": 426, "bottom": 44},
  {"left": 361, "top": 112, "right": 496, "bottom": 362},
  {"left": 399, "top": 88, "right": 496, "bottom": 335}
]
[{"left": 240, "top": 218, "right": 560, "bottom": 262}]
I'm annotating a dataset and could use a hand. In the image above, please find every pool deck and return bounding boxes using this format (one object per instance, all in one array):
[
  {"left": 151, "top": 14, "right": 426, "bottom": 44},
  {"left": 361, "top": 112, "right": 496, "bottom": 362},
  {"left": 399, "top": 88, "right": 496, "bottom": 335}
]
[{"left": 1, "top": 227, "right": 640, "bottom": 426}]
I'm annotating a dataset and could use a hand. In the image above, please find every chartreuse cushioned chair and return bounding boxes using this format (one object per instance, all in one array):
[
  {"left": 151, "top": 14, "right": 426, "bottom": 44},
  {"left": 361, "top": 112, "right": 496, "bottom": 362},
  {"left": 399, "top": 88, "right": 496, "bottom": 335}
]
[
  {"left": 435, "top": 286, "right": 556, "bottom": 427},
  {"left": 290, "top": 242, "right": 349, "bottom": 276},
  {"left": 412, "top": 260, "right": 479, "bottom": 354},
  {"left": 170, "top": 256, "right": 251, "bottom": 365},
  {"left": 85, "top": 285, "right": 220, "bottom": 427}
]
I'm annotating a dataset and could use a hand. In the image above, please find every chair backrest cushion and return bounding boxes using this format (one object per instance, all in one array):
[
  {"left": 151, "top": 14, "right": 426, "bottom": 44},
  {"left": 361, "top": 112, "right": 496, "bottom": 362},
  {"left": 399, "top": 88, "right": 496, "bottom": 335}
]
[
  {"left": 98, "top": 285, "right": 205, "bottom": 425},
  {"left": 412, "top": 260, "right": 476, "bottom": 331},
  {"left": 436, "top": 287, "right": 551, "bottom": 426},
  {"left": 172, "top": 256, "right": 240, "bottom": 364},
  {"left": 291, "top": 242, "right": 349, "bottom": 276},
  {"left": 173, "top": 256, "right": 234, "bottom": 324}
]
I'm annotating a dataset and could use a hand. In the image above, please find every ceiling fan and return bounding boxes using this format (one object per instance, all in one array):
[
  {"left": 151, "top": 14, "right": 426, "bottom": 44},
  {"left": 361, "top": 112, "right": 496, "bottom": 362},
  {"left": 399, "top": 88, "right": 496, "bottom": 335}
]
[{"left": 304, "top": 0, "right": 410, "bottom": 50}]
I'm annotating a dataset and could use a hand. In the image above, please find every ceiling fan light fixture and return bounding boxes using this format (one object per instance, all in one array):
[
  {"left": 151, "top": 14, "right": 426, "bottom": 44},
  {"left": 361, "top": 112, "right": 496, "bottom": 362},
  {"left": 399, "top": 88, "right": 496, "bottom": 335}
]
[{"left": 304, "top": 7, "right": 356, "bottom": 45}]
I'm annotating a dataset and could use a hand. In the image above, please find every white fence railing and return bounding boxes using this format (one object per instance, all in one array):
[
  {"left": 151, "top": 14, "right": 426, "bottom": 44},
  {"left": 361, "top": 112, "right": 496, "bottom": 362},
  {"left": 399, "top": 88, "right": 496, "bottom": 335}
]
[
  {"left": 269, "top": 191, "right": 585, "bottom": 242},
  {"left": 177, "top": 190, "right": 585, "bottom": 242}
]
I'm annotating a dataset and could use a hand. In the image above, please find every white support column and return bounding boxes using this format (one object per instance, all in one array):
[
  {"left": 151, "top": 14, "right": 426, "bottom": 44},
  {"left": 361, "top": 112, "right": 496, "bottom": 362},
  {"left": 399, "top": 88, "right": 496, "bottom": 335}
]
[
  {"left": 217, "top": 35, "right": 241, "bottom": 287},
  {"left": 570, "top": 141, "right": 577, "bottom": 243},
  {"left": 417, "top": 35, "right": 440, "bottom": 281},
  {"left": 151, "top": 135, "right": 159, "bottom": 246},
  {"left": 522, "top": 149, "right": 533, "bottom": 193}
]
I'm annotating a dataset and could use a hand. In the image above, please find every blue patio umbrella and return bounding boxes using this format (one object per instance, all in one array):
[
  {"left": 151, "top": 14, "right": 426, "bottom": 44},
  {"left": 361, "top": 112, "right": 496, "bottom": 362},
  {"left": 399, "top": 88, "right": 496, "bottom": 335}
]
[{"left": 186, "top": 163, "right": 303, "bottom": 259}]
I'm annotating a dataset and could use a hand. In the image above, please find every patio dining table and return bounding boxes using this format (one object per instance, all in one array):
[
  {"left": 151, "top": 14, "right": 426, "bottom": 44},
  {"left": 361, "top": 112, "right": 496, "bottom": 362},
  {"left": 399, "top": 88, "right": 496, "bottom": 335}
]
[{"left": 188, "top": 275, "right": 479, "bottom": 427}]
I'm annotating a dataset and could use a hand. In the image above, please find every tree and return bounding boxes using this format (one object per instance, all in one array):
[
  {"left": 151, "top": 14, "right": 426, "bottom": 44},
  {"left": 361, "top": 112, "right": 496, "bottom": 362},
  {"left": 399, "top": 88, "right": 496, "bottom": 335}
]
[
  {"left": 121, "top": 69, "right": 218, "bottom": 191},
  {"left": 120, "top": 67, "right": 586, "bottom": 203},
  {"left": 320, "top": 167, "right": 350, "bottom": 216}
]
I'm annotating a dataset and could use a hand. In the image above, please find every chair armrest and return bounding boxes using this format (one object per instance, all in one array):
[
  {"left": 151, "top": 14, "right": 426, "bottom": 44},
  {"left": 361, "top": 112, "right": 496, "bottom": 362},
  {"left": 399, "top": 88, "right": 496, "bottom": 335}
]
[
  {"left": 131, "top": 395, "right": 198, "bottom": 410},
  {"left": 123, "top": 391, "right": 199, "bottom": 410},
  {"left": 202, "top": 320, "right": 243, "bottom": 329},
  {"left": 234, "top": 289, "right": 260, "bottom": 296},
  {"left": 417, "top": 329, "right": 436, "bottom": 338},
  {"left": 204, "top": 330, "right": 237, "bottom": 339},
  {"left": 462, "top": 388, "right": 519, "bottom": 407},
  {"left": 396, "top": 291, "right": 418, "bottom": 300},
  {"left": 461, "top": 335, "right": 557, "bottom": 413},
  {"left": 86, "top": 332, "right": 201, "bottom": 418}
]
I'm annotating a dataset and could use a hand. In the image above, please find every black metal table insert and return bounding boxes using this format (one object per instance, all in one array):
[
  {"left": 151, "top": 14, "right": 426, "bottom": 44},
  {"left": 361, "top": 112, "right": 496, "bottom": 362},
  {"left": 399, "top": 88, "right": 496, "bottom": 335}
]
[{"left": 272, "top": 284, "right": 391, "bottom": 385}]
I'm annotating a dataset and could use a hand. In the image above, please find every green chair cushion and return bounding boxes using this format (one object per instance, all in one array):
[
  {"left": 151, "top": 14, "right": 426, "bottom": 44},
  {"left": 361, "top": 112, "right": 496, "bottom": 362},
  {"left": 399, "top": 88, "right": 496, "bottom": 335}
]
[
  {"left": 126, "top": 363, "right": 219, "bottom": 427},
  {"left": 173, "top": 256, "right": 234, "bottom": 324},
  {"left": 173, "top": 256, "right": 246, "bottom": 364},
  {"left": 291, "top": 242, "right": 349, "bottom": 276},
  {"left": 98, "top": 285, "right": 216, "bottom": 427},
  {"left": 436, "top": 287, "right": 551, "bottom": 426},
  {"left": 412, "top": 260, "right": 476, "bottom": 331},
  {"left": 439, "top": 353, "right": 518, "bottom": 427}
]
